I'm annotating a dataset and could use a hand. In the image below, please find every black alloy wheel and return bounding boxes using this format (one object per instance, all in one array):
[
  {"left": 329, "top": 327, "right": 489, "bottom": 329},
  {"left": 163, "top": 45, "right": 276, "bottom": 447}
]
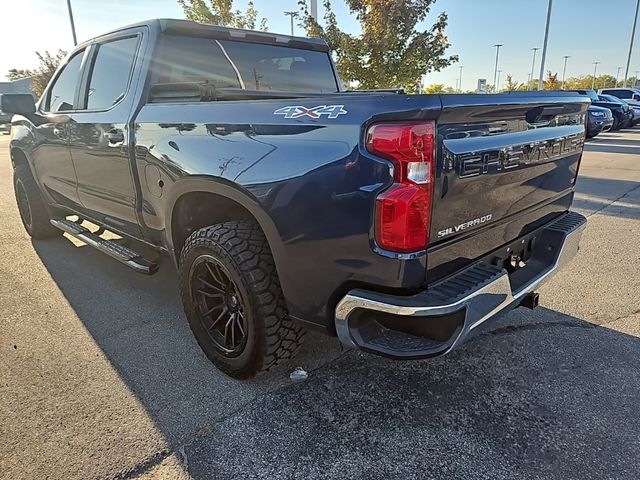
[
  {"left": 189, "top": 255, "right": 248, "bottom": 356},
  {"left": 179, "top": 221, "right": 304, "bottom": 378},
  {"left": 13, "top": 164, "right": 62, "bottom": 239}
]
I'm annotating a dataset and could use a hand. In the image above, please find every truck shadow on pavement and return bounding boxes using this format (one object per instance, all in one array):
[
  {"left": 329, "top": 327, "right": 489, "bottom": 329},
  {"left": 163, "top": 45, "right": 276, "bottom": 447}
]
[{"left": 32, "top": 238, "right": 640, "bottom": 480}]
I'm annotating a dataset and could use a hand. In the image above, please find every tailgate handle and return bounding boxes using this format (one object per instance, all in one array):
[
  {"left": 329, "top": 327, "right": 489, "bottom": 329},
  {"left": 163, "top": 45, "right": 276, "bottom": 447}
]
[{"left": 526, "top": 105, "right": 565, "bottom": 124}]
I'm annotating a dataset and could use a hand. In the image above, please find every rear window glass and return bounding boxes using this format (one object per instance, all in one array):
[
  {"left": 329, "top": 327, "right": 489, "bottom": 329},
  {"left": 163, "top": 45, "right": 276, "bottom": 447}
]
[
  {"left": 153, "top": 35, "right": 338, "bottom": 94},
  {"left": 602, "top": 89, "right": 631, "bottom": 99}
]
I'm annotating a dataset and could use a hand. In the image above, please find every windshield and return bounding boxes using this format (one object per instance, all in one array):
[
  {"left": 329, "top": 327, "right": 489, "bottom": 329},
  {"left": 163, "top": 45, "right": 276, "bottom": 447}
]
[
  {"left": 153, "top": 35, "right": 339, "bottom": 94},
  {"left": 584, "top": 90, "right": 599, "bottom": 102}
]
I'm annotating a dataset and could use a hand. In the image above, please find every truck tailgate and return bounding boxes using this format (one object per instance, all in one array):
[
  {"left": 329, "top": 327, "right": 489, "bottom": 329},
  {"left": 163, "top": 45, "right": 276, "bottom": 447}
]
[{"left": 428, "top": 93, "right": 588, "bottom": 281}]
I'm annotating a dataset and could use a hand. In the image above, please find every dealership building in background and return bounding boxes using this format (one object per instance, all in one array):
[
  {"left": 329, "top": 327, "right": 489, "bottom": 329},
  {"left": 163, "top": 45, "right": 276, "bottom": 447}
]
[
  {"left": 0, "top": 77, "right": 34, "bottom": 124},
  {"left": 0, "top": 77, "right": 34, "bottom": 96}
]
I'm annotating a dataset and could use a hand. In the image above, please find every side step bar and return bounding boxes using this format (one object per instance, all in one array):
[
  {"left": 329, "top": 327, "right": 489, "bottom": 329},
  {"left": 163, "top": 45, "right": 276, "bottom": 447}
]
[{"left": 50, "top": 219, "right": 158, "bottom": 275}]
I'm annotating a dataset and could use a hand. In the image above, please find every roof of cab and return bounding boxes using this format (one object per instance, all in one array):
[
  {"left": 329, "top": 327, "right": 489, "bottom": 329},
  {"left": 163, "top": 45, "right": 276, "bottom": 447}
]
[{"left": 80, "top": 18, "right": 330, "bottom": 52}]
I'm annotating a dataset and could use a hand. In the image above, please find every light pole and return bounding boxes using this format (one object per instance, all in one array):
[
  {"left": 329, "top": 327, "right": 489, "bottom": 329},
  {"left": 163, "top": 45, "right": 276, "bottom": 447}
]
[
  {"left": 496, "top": 70, "right": 502, "bottom": 92},
  {"left": 561, "top": 55, "right": 570, "bottom": 89},
  {"left": 310, "top": 0, "right": 318, "bottom": 21},
  {"left": 458, "top": 65, "right": 464, "bottom": 92},
  {"left": 66, "top": 0, "right": 77, "bottom": 46},
  {"left": 529, "top": 47, "right": 540, "bottom": 90},
  {"left": 492, "top": 44, "right": 503, "bottom": 92},
  {"left": 538, "top": 0, "right": 553, "bottom": 90},
  {"left": 284, "top": 11, "right": 299, "bottom": 36},
  {"left": 615, "top": 66, "right": 622, "bottom": 86},
  {"left": 592, "top": 62, "right": 600, "bottom": 90},
  {"left": 623, "top": 0, "right": 640, "bottom": 87}
]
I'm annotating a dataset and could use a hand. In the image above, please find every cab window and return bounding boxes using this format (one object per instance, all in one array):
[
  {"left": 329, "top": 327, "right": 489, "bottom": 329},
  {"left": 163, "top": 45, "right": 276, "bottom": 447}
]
[
  {"left": 45, "top": 49, "right": 86, "bottom": 112},
  {"left": 84, "top": 36, "right": 140, "bottom": 110}
]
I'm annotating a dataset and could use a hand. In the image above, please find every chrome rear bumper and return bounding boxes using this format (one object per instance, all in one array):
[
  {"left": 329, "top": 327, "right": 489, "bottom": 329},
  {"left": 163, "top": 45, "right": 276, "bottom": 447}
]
[{"left": 335, "top": 211, "right": 587, "bottom": 359}]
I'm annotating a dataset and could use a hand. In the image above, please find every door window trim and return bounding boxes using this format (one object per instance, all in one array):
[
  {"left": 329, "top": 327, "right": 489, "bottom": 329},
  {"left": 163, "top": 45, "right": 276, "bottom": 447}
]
[
  {"left": 76, "top": 33, "right": 143, "bottom": 113},
  {"left": 39, "top": 48, "right": 90, "bottom": 114}
]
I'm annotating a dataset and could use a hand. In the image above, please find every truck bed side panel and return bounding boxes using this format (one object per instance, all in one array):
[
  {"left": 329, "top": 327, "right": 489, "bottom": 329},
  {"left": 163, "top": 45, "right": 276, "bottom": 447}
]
[{"left": 133, "top": 94, "right": 440, "bottom": 329}]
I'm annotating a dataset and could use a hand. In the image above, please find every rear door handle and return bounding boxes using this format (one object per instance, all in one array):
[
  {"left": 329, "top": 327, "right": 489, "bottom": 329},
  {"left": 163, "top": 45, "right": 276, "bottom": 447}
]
[{"left": 105, "top": 129, "right": 125, "bottom": 144}]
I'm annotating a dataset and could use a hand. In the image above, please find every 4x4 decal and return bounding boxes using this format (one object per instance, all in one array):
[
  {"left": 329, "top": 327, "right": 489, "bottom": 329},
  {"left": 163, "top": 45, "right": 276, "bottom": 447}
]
[{"left": 274, "top": 105, "right": 348, "bottom": 119}]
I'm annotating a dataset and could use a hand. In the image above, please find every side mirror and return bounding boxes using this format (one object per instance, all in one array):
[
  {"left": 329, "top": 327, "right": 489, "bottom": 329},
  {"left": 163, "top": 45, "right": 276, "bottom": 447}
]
[
  {"left": 633, "top": 94, "right": 640, "bottom": 101},
  {"left": 0, "top": 94, "right": 36, "bottom": 115}
]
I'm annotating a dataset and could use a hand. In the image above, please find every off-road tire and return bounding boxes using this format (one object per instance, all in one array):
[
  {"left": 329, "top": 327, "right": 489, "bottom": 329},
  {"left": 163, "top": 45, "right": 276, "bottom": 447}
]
[
  {"left": 13, "top": 164, "right": 62, "bottom": 240},
  {"left": 179, "top": 221, "right": 304, "bottom": 378}
]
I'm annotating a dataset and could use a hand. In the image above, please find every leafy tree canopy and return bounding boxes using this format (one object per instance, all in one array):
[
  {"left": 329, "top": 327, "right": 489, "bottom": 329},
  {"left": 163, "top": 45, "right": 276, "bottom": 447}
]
[
  {"left": 298, "top": 0, "right": 458, "bottom": 90},
  {"left": 542, "top": 71, "right": 560, "bottom": 90},
  {"left": 423, "top": 83, "right": 455, "bottom": 94},
  {"left": 7, "top": 50, "right": 67, "bottom": 97},
  {"left": 178, "top": 0, "right": 267, "bottom": 30},
  {"left": 564, "top": 74, "right": 630, "bottom": 90},
  {"left": 504, "top": 74, "right": 527, "bottom": 92}
]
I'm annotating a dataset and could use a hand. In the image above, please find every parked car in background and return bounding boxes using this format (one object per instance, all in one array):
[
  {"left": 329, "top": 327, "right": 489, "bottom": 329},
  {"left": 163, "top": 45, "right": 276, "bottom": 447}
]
[
  {"left": 599, "top": 94, "right": 639, "bottom": 126},
  {"left": 570, "top": 89, "right": 632, "bottom": 130},
  {"left": 599, "top": 87, "right": 640, "bottom": 108},
  {"left": 587, "top": 105, "right": 614, "bottom": 138},
  {"left": 630, "top": 105, "right": 640, "bottom": 126}
]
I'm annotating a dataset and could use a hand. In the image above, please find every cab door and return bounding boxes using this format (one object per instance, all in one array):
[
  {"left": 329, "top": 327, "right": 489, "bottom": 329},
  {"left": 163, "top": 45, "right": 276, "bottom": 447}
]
[
  {"left": 31, "top": 48, "right": 89, "bottom": 208},
  {"left": 67, "top": 31, "right": 145, "bottom": 235}
]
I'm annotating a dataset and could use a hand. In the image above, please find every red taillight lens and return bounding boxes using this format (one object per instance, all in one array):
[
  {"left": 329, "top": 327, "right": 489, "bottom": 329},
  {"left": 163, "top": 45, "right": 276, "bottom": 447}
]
[{"left": 366, "top": 121, "right": 435, "bottom": 253}]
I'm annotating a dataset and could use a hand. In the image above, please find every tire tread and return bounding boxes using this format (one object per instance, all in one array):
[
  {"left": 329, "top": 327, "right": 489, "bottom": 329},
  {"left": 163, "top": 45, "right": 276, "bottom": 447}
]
[
  {"left": 179, "top": 221, "right": 304, "bottom": 377},
  {"left": 13, "top": 164, "right": 61, "bottom": 240}
]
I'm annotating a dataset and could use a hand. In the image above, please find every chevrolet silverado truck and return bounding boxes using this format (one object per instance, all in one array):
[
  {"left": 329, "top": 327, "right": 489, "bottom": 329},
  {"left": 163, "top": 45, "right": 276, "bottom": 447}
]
[{"left": 1, "top": 19, "right": 588, "bottom": 378}]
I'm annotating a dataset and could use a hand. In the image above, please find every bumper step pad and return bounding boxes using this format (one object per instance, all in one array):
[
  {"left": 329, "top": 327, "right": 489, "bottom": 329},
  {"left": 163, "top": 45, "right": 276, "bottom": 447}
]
[
  {"left": 335, "top": 211, "right": 587, "bottom": 359},
  {"left": 50, "top": 219, "right": 158, "bottom": 275}
]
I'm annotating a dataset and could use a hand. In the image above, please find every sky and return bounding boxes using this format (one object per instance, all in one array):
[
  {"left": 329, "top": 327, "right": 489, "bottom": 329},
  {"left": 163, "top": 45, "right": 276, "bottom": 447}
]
[{"left": 2, "top": 0, "right": 639, "bottom": 91}]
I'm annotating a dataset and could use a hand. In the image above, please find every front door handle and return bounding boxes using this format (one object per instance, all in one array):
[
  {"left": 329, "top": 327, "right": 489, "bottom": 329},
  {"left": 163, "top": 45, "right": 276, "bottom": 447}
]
[{"left": 105, "top": 129, "right": 125, "bottom": 145}]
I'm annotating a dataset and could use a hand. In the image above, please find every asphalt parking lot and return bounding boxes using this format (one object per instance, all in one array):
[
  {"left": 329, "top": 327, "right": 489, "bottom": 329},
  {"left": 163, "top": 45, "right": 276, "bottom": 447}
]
[{"left": 1, "top": 128, "right": 639, "bottom": 480}]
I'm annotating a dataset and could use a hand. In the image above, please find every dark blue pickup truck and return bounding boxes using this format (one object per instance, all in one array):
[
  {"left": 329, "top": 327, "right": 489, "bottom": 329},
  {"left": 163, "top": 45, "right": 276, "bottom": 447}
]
[{"left": 1, "top": 19, "right": 588, "bottom": 378}]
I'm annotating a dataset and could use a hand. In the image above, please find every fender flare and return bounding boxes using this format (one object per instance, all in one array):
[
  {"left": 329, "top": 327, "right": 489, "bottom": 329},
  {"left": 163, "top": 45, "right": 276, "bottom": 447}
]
[
  {"left": 8, "top": 124, "right": 35, "bottom": 168},
  {"left": 164, "top": 176, "right": 285, "bottom": 270}
]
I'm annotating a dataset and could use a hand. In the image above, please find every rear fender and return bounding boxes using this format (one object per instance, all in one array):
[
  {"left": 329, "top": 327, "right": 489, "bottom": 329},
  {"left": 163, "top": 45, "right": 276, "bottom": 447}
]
[{"left": 164, "top": 175, "right": 285, "bottom": 277}]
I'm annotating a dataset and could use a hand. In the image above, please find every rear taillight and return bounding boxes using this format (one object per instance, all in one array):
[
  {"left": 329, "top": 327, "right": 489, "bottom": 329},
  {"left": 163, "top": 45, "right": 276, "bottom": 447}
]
[{"left": 366, "top": 121, "right": 436, "bottom": 252}]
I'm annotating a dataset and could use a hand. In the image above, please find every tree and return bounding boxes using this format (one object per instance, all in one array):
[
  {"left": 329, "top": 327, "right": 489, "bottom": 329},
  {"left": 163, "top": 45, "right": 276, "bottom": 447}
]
[
  {"left": 504, "top": 74, "right": 524, "bottom": 91},
  {"left": 423, "top": 83, "right": 445, "bottom": 93},
  {"left": 564, "top": 76, "right": 590, "bottom": 90},
  {"left": 596, "top": 74, "right": 616, "bottom": 90},
  {"left": 7, "top": 50, "right": 67, "bottom": 98},
  {"left": 563, "top": 74, "right": 632, "bottom": 90},
  {"left": 543, "top": 71, "right": 560, "bottom": 90},
  {"left": 178, "top": 0, "right": 267, "bottom": 30},
  {"left": 298, "top": 0, "right": 458, "bottom": 90}
]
